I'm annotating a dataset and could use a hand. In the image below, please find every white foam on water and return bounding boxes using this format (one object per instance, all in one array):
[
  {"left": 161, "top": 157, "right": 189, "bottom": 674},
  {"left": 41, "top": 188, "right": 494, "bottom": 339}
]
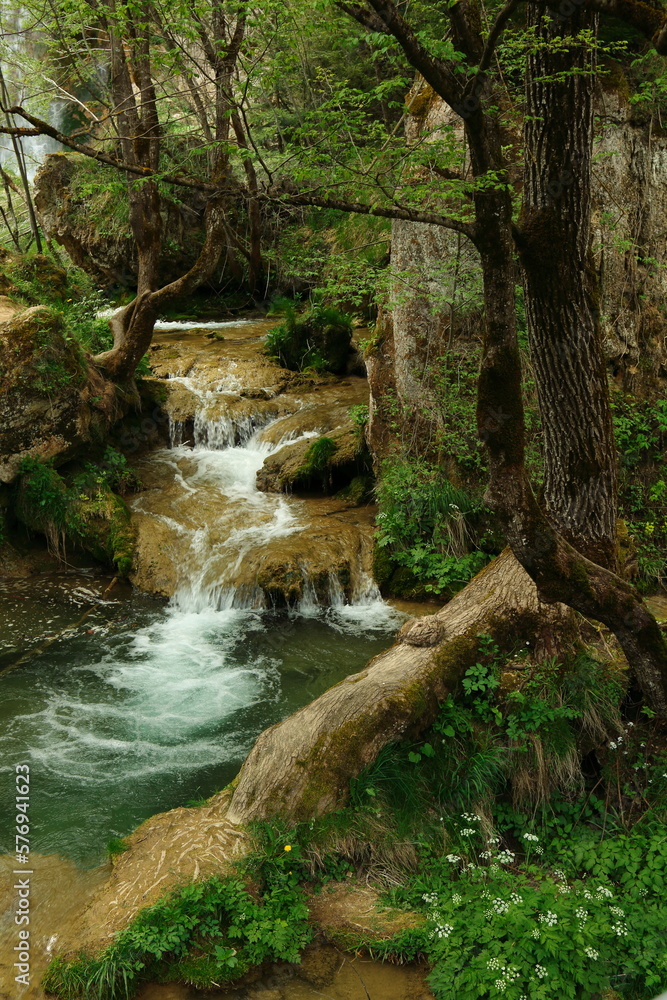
[
  {"left": 154, "top": 319, "right": 258, "bottom": 332},
  {"left": 8, "top": 605, "right": 280, "bottom": 784}
]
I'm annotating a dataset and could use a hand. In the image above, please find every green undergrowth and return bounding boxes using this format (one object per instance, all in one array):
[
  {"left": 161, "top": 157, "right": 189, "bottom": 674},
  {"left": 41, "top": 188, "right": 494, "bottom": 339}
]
[
  {"left": 612, "top": 392, "right": 667, "bottom": 591},
  {"left": 43, "top": 852, "right": 312, "bottom": 1000},
  {"left": 374, "top": 458, "right": 494, "bottom": 598},
  {"left": 1, "top": 248, "right": 113, "bottom": 352},
  {"left": 247, "top": 640, "right": 667, "bottom": 1000},
  {"left": 14, "top": 451, "right": 138, "bottom": 574},
  {"left": 265, "top": 300, "right": 353, "bottom": 374}
]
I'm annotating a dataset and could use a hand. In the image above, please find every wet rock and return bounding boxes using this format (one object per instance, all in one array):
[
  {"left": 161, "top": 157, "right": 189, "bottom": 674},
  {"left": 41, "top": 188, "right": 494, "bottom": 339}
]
[
  {"left": 256, "top": 423, "right": 362, "bottom": 494},
  {"left": 14, "top": 462, "right": 136, "bottom": 575}
]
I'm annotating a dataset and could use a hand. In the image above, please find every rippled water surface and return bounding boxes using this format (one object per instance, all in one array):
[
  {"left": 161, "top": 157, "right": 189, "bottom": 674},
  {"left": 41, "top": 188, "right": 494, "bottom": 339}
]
[{"left": 0, "top": 582, "right": 400, "bottom": 865}]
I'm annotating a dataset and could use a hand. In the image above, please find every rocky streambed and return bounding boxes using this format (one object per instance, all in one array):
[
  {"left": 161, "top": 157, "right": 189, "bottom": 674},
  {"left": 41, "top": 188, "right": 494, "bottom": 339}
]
[
  {"left": 129, "top": 319, "right": 378, "bottom": 608},
  {"left": 0, "top": 315, "right": 429, "bottom": 999}
]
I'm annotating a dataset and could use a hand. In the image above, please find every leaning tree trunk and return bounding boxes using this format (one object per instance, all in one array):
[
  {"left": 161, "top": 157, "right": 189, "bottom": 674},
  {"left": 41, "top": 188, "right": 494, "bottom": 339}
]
[
  {"left": 95, "top": 193, "right": 229, "bottom": 381},
  {"left": 227, "top": 549, "right": 570, "bottom": 823},
  {"left": 519, "top": 6, "right": 618, "bottom": 571}
]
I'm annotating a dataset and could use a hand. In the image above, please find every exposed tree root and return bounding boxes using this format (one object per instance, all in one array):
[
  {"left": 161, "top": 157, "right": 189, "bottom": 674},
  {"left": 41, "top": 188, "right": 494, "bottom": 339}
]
[{"left": 227, "top": 549, "right": 573, "bottom": 824}]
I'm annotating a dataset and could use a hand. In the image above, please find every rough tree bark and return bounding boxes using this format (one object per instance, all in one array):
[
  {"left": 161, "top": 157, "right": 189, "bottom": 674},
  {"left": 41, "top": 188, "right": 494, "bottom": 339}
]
[{"left": 519, "top": 6, "right": 618, "bottom": 571}]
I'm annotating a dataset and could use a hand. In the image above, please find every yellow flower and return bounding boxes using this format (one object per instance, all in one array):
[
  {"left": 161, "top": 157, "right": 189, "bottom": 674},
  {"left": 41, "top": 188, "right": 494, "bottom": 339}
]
[{"left": 284, "top": 844, "right": 292, "bottom": 852}]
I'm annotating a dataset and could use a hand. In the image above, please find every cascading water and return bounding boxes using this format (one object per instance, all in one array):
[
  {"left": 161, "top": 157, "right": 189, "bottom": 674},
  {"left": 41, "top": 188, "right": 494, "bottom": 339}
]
[{"left": 0, "top": 319, "right": 402, "bottom": 870}]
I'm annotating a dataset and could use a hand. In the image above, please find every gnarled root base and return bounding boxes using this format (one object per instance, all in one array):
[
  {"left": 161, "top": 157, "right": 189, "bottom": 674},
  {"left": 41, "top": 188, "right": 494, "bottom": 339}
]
[
  {"left": 54, "top": 550, "right": 572, "bottom": 959},
  {"left": 227, "top": 549, "right": 573, "bottom": 824}
]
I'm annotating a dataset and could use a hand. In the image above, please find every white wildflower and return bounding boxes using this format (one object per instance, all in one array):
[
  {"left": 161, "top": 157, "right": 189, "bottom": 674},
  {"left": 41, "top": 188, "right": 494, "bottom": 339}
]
[
  {"left": 523, "top": 833, "right": 539, "bottom": 842},
  {"left": 460, "top": 828, "right": 476, "bottom": 837},
  {"left": 446, "top": 854, "right": 461, "bottom": 863},
  {"left": 487, "top": 957, "right": 502, "bottom": 971},
  {"left": 539, "top": 911, "right": 558, "bottom": 927},
  {"left": 535, "top": 965, "right": 548, "bottom": 979},
  {"left": 493, "top": 898, "right": 510, "bottom": 915},
  {"left": 452, "top": 893, "right": 462, "bottom": 904},
  {"left": 584, "top": 947, "right": 599, "bottom": 960}
]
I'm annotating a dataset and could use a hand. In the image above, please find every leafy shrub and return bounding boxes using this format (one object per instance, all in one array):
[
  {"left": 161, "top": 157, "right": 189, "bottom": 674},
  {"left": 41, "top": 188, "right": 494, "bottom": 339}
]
[
  {"left": 265, "top": 302, "right": 353, "bottom": 374},
  {"left": 44, "top": 867, "right": 312, "bottom": 999},
  {"left": 374, "top": 458, "right": 491, "bottom": 596},
  {"left": 383, "top": 827, "right": 667, "bottom": 1000}
]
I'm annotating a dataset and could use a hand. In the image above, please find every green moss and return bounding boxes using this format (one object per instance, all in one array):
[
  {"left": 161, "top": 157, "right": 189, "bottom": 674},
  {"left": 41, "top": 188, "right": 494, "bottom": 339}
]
[{"left": 13, "top": 457, "right": 135, "bottom": 574}]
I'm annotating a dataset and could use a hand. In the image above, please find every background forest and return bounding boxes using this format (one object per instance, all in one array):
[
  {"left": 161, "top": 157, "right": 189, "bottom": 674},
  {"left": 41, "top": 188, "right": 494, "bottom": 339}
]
[{"left": 2, "top": 0, "right": 667, "bottom": 998}]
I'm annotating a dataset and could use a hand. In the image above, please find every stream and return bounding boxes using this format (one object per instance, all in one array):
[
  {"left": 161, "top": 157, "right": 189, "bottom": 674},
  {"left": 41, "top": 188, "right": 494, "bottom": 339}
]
[{"left": 0, "top": 318, "right": 418, "bottom": 999}]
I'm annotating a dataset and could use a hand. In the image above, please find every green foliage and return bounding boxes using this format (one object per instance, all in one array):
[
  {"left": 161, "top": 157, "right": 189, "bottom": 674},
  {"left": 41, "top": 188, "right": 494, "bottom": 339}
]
[
  {"left": 265, "top": 303, "right": 353, "bottom": 374},
  {"left": 612, "top": 395, "right": 667, "bottom": 469},
  {"left": 15, "top": 454, "right": 137, "bottom": 573},
  {"left": 382, "top": 823, "right": 667, "bottom": 1000},
  {"left": 106, "top": 837, "right": 128, "bottom": 857},
  {"left": 375, "top": 458, "right": 491, "bottom": 596},
  {"left": 44, "top": 867, "right": 312, "bottom": 1000},
  {"left": 59, "top": 293, "right": 114, "bottom": 354},
  {"left": 348, "top": 403, "right": 369, "bottom": 429},
  {"left": 612, "top": 393, "right": 667, "bottom": 589},
  {"left": 352, "top": 641, "right": 624, "bottom": 826},
  {"left": 16, "top": 457, "right": 83, "bottom": 549}
]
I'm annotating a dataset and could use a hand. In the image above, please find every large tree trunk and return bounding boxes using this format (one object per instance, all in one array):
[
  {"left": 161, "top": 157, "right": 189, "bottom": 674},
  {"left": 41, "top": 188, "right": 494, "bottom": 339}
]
[
  {"left": 519, "top": 7, "right": 618, "bottom": 571},
  {"left": 227, "top": 549, "right": 569, "bottom": 823}
]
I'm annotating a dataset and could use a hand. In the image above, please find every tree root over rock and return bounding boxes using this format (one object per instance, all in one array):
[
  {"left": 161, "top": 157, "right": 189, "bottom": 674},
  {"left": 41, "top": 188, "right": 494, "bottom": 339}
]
[{"left": 227, "top": 548, "right": 573, "bottom": 824}]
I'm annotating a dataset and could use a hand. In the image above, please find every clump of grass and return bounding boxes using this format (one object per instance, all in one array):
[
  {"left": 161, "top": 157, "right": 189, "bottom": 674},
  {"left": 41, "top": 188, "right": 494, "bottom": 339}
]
[{"left": 106, "top": 837, "right": 128, "bottom": 857}]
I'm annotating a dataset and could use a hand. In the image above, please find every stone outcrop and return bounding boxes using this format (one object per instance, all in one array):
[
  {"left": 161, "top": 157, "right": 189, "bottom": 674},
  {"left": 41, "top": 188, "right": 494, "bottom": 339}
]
[
  {"left": 0, "top": 306, "right": 119, "bottom": 483},
  {"left": 34, "top": 153, "right": 208, "bottom": 289}
]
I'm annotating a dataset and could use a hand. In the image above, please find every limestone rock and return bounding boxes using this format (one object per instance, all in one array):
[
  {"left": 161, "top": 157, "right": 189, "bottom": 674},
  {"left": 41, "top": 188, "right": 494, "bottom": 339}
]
[
  {"left": 34, "top": 152, "right": 207, "bottom": 289},
  {"left": 0, "top": 306, "right": 113, "bottom": 483},
  {"left": 256, "top": 422, "right": 362, "bottom": 494}
]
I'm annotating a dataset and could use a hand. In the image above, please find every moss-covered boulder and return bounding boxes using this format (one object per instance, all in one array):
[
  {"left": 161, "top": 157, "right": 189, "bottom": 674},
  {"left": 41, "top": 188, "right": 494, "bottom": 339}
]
[
  {"left": 0, "top": 306, "right": 117, "bottom": 484},
  {"left": 257, "top": 424, "right": 364, "bottom": 494},
  {"left": 14, "top": 459, "right": 135, "bottom": 575},
  {"left": 34, "top": 153, "right": 207, "bottom": 290}
]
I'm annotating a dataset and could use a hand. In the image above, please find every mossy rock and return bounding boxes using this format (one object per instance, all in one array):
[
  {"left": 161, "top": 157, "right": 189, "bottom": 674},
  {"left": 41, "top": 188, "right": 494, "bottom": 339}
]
[
  {"left": 266, "top": 306, "right": 353, "bottom": 375},
  {"left": 335, "top": 474, "right": 374, "bottom": 506},
  {"left": 75, "top": 490, "right": 136, "bottom": 576},
  {"left": 257, "top": 425, "right": 365, "bottom": 495},
  {"left": 14, "top": 460, "right": 135, "bottom": 575}
]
